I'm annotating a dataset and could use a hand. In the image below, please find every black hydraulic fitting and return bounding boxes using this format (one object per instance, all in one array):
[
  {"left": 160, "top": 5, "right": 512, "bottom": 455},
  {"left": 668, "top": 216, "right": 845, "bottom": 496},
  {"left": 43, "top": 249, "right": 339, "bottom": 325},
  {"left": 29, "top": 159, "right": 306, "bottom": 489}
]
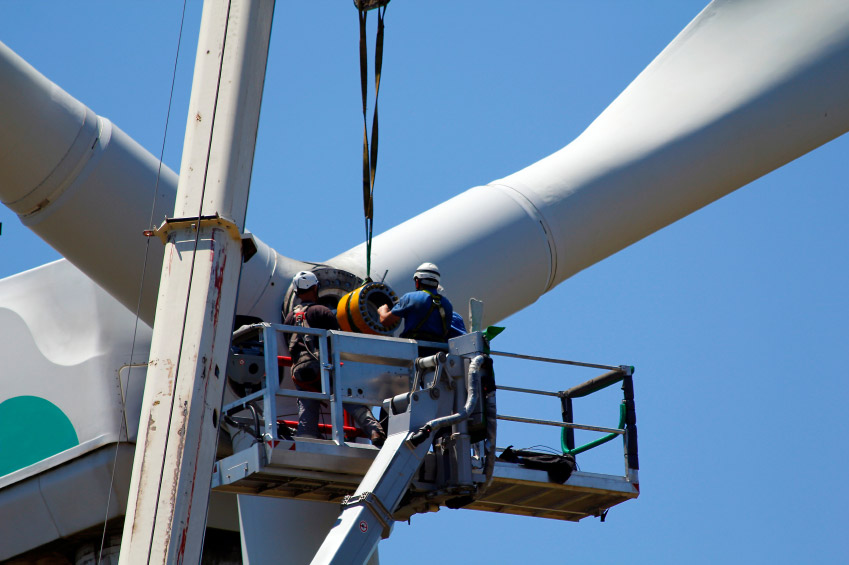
[{"left": 409, "top": 425, "right": 432, "bottom": 447}]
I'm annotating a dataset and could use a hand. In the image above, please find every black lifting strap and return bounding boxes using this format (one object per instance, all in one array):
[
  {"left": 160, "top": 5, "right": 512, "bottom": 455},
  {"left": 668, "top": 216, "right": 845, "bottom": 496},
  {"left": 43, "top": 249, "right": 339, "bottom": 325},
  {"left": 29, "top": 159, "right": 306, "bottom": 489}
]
[{"left": 356, "top": 0, "right": 389, "bottom": 279}]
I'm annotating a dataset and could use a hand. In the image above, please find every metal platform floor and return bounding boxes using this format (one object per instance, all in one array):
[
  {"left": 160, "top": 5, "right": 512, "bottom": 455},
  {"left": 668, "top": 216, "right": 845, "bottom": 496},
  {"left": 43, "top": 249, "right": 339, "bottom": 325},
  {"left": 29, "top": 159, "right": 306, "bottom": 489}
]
[
  {"left": 467, "top": 462, "right": 638, "bottom": 521},
  {"left": 212, "top": 440, "right": 638, "bottom": 522}
]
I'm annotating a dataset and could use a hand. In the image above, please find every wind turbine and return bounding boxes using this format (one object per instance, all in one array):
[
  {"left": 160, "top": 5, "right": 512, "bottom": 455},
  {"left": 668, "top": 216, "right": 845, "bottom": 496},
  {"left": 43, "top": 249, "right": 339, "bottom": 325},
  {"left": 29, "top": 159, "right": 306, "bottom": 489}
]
[{"left": 1, "top": 4, "right": 848, "bottom": 560}]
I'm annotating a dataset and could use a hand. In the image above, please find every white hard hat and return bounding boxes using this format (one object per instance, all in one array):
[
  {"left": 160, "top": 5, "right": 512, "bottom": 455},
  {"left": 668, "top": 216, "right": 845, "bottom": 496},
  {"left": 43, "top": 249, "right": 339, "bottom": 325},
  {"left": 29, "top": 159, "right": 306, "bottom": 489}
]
[
  {"left": 292, "top": 270, "right": 319, "bottom": 291},
  {"left": 414, "top": 262, "right": 440, "bottom": 286}
]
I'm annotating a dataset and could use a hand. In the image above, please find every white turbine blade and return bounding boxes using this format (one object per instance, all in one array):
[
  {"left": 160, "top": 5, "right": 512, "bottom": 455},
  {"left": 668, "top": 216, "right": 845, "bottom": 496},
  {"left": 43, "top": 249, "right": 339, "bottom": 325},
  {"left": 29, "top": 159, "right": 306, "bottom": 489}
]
[
  {"left": 0, "top": 40, "right": 175, "bottom": 321},
  {"left": 329, "top": 0, "right": 849, "bottom": 324},
  {"left": 505, "top": 0, "right": 849, "bottom": 288},
  {"left": 3, "top": 1, "right": 849, "bottom": 328},
  {"left": 0, "top": 40, "right": 305, "bottom": 324}
]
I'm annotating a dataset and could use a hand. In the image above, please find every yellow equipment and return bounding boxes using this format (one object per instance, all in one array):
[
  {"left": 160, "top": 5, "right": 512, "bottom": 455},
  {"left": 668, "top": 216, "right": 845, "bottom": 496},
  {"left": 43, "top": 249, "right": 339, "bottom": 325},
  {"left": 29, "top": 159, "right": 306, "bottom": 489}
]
[{"left": 336, "top": 281, "right": 399, "bottom": 336}]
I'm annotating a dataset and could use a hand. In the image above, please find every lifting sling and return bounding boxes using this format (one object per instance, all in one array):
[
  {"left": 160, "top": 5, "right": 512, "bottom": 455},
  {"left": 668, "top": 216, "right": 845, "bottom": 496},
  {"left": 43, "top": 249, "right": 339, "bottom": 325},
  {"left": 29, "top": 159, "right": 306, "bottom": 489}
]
[{"left": 355, "top": 0, "right": 390, "bottom": 279}]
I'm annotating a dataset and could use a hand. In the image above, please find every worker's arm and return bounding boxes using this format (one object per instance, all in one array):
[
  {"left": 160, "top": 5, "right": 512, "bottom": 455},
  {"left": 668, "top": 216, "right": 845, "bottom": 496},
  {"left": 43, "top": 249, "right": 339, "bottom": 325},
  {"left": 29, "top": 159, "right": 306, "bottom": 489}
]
[{"left": 378, "top": 304, "right": 400, "bottom": 326}]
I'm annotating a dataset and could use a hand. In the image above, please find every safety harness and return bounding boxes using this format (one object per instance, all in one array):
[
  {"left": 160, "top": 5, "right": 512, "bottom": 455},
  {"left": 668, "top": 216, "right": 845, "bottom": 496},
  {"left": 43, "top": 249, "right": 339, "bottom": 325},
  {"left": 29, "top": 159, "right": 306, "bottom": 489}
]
[
  {"left": 405, "top": 289, "right": 449, "bottom": 342},
  {"left": 289, "top": 303, "right": 322, "bottom": 392}
]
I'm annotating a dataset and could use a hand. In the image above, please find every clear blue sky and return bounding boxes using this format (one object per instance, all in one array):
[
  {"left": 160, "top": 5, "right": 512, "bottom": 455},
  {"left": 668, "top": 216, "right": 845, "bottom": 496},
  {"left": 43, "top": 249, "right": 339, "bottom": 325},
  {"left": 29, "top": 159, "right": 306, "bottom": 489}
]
[{"left": 2, "top": 2, "right": 847, "bottom": 563}]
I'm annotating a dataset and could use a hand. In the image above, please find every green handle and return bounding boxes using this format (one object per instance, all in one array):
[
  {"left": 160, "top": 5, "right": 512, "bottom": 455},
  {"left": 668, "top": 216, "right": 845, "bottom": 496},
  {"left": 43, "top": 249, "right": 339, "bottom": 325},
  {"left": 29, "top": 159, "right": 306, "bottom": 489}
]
[{"left": 562, "top": 401, "right": 626, "bottom": 456}]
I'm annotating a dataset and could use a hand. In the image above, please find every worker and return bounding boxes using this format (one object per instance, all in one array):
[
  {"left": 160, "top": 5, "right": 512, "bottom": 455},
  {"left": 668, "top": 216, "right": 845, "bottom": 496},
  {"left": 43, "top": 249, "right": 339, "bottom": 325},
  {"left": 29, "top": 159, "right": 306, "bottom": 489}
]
[
  {"left": 283, "top": 271, "right": 386, "bottom": 447},
  {"left": 378, "top": 262, "right": 454, "bottom": 342}
]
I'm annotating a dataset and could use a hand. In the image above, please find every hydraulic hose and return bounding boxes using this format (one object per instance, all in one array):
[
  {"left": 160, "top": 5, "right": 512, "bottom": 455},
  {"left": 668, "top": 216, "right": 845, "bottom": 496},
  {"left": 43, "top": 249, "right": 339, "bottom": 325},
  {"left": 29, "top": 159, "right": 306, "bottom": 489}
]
[
  {"left": 410, "top": 355, "right": 485, "bottom": 446},
  {"left": 481, "top": 384, "right": 497, "bottom": 490}
]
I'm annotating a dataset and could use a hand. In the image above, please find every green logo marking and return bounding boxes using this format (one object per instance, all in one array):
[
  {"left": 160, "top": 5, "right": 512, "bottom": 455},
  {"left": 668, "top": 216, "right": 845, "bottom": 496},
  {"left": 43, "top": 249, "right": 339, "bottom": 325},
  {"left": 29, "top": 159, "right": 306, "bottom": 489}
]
[{"left": 0, "top": 396, "right": 79, "bottom": 477}]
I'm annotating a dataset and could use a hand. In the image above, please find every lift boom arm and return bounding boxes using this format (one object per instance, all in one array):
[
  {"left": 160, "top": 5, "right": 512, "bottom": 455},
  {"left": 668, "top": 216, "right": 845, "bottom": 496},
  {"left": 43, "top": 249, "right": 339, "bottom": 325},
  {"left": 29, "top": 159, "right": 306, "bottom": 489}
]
[{"left": 311, "top": 336, "right": 489, "bottom": 565}]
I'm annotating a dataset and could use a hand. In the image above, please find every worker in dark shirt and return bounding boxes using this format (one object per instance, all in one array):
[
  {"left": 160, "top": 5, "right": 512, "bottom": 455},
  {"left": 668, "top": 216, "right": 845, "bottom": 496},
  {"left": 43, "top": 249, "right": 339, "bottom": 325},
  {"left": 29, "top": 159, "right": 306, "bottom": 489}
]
[
  {"left": 378, "top": 262, "right": 454, "bottom": 343},
  {"left": 284, "top": 271, "right": 385, "bottom": 446}
]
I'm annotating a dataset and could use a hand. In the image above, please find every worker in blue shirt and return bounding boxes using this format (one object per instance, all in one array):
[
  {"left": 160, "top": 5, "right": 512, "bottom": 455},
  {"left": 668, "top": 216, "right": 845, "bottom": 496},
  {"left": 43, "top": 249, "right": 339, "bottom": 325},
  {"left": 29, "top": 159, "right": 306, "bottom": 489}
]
[{"left": 378, "top": 262, "right": 454, "bottom": 342}]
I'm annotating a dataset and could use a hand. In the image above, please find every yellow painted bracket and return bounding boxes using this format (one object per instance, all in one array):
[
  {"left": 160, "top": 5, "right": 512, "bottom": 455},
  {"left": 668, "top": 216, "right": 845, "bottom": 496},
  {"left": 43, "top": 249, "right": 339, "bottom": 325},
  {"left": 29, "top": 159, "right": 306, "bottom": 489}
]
[
  {"left": 144, "top": 214, "right": 257, "bottom": 262},
  {"left": 146, "top": 214, "right": 242, "bottom": 245}
]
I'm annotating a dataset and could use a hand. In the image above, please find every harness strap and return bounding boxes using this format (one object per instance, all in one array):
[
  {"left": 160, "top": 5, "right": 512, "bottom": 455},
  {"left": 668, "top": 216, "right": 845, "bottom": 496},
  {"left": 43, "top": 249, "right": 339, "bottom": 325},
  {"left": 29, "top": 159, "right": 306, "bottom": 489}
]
[
  {"left": 289, "top": 303, "right": 319, "bottom": 363},
  {"left": 291, "top": 361, "right": 322, "bottom": 393},
  {"left": 408, "top": 290, "right": 448, "bottom": 339}
]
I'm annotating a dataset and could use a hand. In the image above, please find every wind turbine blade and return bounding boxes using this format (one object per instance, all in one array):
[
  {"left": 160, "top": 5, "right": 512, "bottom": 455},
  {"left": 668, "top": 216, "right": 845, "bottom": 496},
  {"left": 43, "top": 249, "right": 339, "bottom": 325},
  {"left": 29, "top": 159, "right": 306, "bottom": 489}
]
[
  {"left": 506, "top": 0, "right": 849, "bottom": 288},
  {"left": 329, "top": 0, "right": 849, "bottom": 324},
  {"left": 0, "top": 40, "right": 306, "bottom": 324},
  {"left": 0, "top": 40, "right": 175, "bottom": 321},
  {"left": 3, "top": 1, "right": 848, "bottom": 328}
]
